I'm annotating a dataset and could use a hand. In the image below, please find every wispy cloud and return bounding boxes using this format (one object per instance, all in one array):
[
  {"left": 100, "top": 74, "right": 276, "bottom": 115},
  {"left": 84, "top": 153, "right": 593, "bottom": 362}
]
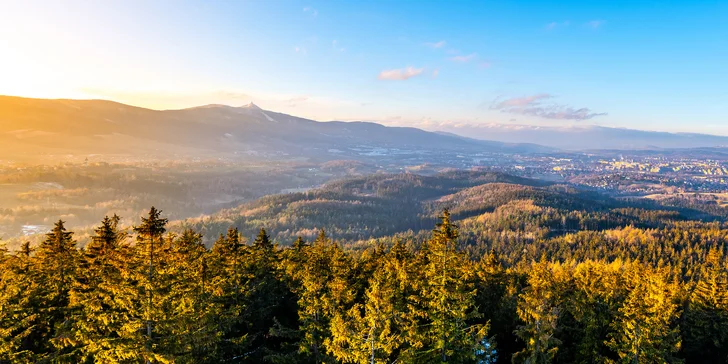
[
  {"left": 425, "top": 40, "right": 447, "bottom": 49},
  {"left": 432, "top": 69, "right": 439, "bottom": 78},
  {"left": 495, "top": 94, "right": 551, "bottom": 108},
  {"left": 294, "top": 46, "right": 306, "bottom": 54},
  {"left": 377, "top": 67, "right": 425, "bottom": 81},
  {"left": 478, "top": 61, "right": 492, "bottom": 69},
  {"left": 449, "top": 53, "right": 477, "bottom": 63},
  {"left": 586, "top": 20, "right": 605, "bottom": 29},
  {"left": 286, "top": 96, "right": 309, "bottom": 107},
  {"left": 490, "top": 94, "right": 607, "bottom": 120},
  {"left": 303, "top": 6, "right": 318, "bottom": 16},
  {"left": 545, "top": 21, "right": 570, "bottom": 30}
]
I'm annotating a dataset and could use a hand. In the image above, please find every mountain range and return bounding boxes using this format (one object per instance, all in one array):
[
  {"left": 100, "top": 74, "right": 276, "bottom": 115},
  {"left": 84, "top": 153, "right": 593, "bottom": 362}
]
[
  {"left": 435, "top": 123, "right": 728, "bottom": 150},
  {"left": 0, "top": 95, "right": 545, "bottom": 161},
  {"left": 2, "top": 95, "right": 728, "bottom": 161}
]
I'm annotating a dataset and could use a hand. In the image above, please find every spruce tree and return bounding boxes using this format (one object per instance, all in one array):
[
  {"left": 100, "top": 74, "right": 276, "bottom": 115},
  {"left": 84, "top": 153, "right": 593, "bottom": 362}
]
[
  {"left": 269, "top": 236, "right": 311, "bottom": 364},
  {"left": 568, "top": 260, "right": 623, "bottom": 363},
  {"left": 329, "top": 241, "right": 417, "bottom": 363},
  {"left": 8, "top": 220, "right": 81, "bottom": 362},
  {"left": 132, "top": 207, "right": 170, "bottom": 362},
  {"left": 473, "top": 250, "right": 508, "bottom": 362},
  {"left": 209, "top": 227, "right": 250, "bottom": 361},
  {"left": 241, "top": 228, "right": 297, "bottom": 362},
  {"left": 513, "top": 260, "right": 562, "bottom": 364},
  {"left": 413, "top": 210, "right": 489, "bottom": 363},
  {"left": 292, "top": 229, "right": 354, "bottom": 363},
  {"left": 607, "top": 264, "right": 682, "bottom": 364},
  {"left": 682, "top": 248, "right": 728, "bottom": 362},
  {"left": 0, "top": 242, "right": 37, "bottom": 363},
  {"left": 162, "top": 228, "right": 217, "bottom": 361},
  {"left": 65, "top": 215, "right": 138, "bottom": 362}
]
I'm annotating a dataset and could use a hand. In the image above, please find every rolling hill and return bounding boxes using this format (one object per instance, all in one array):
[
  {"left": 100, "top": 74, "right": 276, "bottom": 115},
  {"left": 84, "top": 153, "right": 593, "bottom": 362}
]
[{"left": 178, "top": 170, "right": 707, "bottom": 244}]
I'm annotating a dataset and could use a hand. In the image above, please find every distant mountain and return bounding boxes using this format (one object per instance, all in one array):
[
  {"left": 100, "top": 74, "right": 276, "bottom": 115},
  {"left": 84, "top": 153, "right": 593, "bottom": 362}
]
[
  {"left": 439, "top": 123, "right": 728, "bottom": 150},
  {"left": 0, "top": 96, "right": 546, "bottom": 161}
]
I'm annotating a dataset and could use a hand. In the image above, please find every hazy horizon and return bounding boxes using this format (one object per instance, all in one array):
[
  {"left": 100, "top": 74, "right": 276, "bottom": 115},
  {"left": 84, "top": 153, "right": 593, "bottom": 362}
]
[{"left": 3, "top": 94, "right": 728, "bottom": 142}]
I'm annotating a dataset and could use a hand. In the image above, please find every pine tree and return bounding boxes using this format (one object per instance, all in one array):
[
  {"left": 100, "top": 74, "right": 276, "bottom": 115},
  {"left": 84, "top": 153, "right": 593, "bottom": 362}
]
[
  {"left": 412, "top": 210, "right": 489, "bottom": 363},
  {"left": 607, "top": 264, "right": 682, "bottom": 364},
  {"left": 568, "top": 260, "right": 623, "bottom": 363},
  {"left": 65, "top": 215, "right": 138, "bottom": 362},
  {"left": 513, "top": 260, "right": 562, "bottom": 364},
  {"left": 1, "top": 220, "right": 82, "bottom": 362},
  {"left": 292, "top": 229, "right": 354, "bottom": 363},
  {"left": 240, "top": 228, "right": 297, "bottom": 362},
  {"left": 269, "top": 236, "right": 310, "bottom": 364},
  {"left": 209, "top": 227, "right": 250, "bottom": 361},
  {"left": 329, "top": 241, "right": 417, "bottom": 363},
  {"left": 161, "top": 228, "right": 217, "bottom": 361},
  {"left": 132, "top": 206, "right": 170, "bottom": 362},
  {"left": 474, "top": 250, "right": 509, "bottom": 362},
  {"left": 281, "top": 236, "right": 308, "bottom": 281},
  {"left": 0, "top": 242, "right": 37, "bottom": 363},
  {"left": 682, "top": 248, "right": 728, "bottom": 362}
]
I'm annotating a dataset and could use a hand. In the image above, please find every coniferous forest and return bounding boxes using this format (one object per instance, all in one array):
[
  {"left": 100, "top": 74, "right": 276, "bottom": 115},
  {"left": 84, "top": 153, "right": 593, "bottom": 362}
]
[
  {"left": 2, "top": 0, "right": 727, "bottom": 361},
  {"left": 1, "top": 201, "right": 727, "bottom": 363}
]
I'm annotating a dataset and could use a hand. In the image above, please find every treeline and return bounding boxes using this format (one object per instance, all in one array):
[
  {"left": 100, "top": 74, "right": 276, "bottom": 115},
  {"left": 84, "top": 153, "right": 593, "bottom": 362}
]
[{"left": 1, "top": 208, "right": 728, "bottom": 363}]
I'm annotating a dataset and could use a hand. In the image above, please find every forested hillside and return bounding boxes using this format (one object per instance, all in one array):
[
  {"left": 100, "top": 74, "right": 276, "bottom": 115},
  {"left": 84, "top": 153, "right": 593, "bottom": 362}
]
[
  {"left": 2, "top": 171, "right": 728, "bottom": 363},
  {"left": 182, "top": 170, "right": 716, "bottom": 245},
  {"left": 184, "top": 171, "right": 547, "bottom": 243}
]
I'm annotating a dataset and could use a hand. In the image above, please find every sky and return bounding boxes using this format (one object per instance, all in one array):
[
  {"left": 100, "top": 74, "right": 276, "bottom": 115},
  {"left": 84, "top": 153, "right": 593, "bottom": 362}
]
[{"left": 0, "top": 0, "right": 726, "bottom": 134}]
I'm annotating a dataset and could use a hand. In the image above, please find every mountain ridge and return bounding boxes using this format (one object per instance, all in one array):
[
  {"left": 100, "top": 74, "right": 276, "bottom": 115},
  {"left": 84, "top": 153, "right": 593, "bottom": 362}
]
[
  {"left": 434, "top": 122, "right": 728, "bottom": 150},
  {"left": 3, "top": 95, "right": 728, "bottom": 158},
  {"left": 0, "top": 95, "right": 548, "bottom": 161}
]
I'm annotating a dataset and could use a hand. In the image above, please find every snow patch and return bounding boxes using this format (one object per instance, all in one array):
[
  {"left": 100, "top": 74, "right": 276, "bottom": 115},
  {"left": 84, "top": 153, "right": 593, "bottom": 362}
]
[{"left": 261, "top": 112, "right": 277, "bottom": 122}]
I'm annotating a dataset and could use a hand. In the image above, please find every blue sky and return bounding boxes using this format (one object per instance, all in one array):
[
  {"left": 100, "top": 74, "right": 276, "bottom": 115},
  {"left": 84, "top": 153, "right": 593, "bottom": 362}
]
[{"left": 0, "top": 0, "right": 726, "bottom": 134}]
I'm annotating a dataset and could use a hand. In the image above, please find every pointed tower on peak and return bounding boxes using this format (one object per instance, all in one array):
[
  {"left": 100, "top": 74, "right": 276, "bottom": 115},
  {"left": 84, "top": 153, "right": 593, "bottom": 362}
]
[{"left": 242, "top": 102, "right": 261, "bottom": 110}]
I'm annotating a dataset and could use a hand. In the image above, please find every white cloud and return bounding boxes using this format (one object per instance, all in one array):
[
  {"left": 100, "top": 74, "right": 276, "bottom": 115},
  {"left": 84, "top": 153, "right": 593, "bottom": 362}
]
[
  {"left": 449, "top": 53, "right": 476, "bottom": 63},
  {"left": 490, "top": 94, "right": 607, "bottom": 120},
  {"left": 377, "top": 67, "right": 425, "bottom": 81}
]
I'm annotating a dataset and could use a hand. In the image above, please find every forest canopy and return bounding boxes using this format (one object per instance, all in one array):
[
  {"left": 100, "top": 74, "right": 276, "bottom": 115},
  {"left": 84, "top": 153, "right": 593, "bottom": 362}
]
[{"left": 1, "top": 202, "right": 726, "bottom": 363}]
